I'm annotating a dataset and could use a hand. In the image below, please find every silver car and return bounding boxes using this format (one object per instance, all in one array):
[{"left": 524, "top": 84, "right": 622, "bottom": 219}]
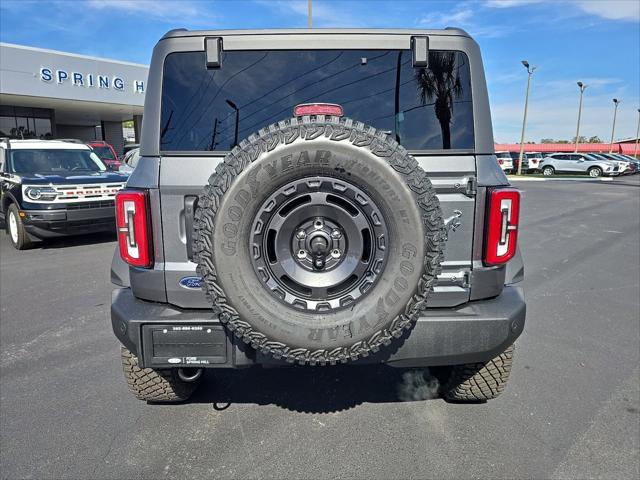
[
  {"left": 596, "top": 153, "right": 634, "bottom": 174},
  {"left": 539, "top": 153, "right": 619, "bottom": 177}
]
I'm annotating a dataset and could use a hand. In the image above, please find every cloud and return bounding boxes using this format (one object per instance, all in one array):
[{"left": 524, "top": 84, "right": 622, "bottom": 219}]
[
  {"left": 85, "top": 0, "right": 216, "bottom": 25},
  {"left": 419, "top": 8, "right": 474, "bottom": 26},
  {"left": 574, "top": 0, "right": 640, "bottom": 21},
  {"left": 418, "top": 6, "right": 513, "bottom": 38},
  {"left": 486, "top": 0, "right": 640, "bottom": 21},
  {"left": 485, "top": 0, "right": 544, "bottom": 7}
]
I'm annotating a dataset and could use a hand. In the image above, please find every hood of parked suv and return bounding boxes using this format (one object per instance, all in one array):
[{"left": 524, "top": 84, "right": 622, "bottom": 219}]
[{"left": 18, "top": 171, "right": 128, "bottom": 185}]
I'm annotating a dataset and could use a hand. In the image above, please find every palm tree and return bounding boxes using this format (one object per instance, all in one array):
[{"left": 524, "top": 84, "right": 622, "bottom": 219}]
[{"left": 415, "top": 52, "right": 463, "bottom": 149}]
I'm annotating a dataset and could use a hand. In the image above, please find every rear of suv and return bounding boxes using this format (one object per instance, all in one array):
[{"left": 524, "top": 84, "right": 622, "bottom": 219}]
[
  {"left": 495, "top": 151, "right": 514, "bottom": 173},
  {"left": 111, "top": 29, "right": 526, "bottom": 403}
]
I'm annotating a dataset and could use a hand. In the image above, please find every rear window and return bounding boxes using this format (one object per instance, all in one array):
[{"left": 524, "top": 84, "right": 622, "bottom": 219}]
[{"left": 160, "top": 49, "right": 474, "bottom": 152}]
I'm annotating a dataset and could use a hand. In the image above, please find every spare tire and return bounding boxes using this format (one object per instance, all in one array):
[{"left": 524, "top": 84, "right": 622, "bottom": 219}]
[{"left": 193, "top": 116, "right": 443, "bottom": 365}]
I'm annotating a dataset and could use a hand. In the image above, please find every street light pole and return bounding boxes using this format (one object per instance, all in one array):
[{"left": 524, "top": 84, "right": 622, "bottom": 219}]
[
  {"left": 517, "top": 60, "right": 536, "bottom": 175},
  {"left": 574, "top": 82, "right": 587, "bottom": 153},
  {"left": 609, "top": 98, "right": 620, "bottom": 153},
  {"left": 225, "top": 99, "right": 239, "bottom": 148},
  {"left": 308, "top": 0, "right": 312, "bottom": 28},
  {"left": 635, "top": 108, "right": 640, "bottom": 158}
]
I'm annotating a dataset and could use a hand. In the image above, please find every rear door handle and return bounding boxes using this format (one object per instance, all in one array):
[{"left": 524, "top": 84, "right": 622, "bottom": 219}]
[{"left": 184, "top": 196, "right": 198, "bottom": 261}]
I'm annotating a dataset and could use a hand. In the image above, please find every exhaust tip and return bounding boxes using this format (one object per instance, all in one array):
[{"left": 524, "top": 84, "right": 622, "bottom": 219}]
[{"left": 177, "top": 368, "right": 203, "bottom": 383}]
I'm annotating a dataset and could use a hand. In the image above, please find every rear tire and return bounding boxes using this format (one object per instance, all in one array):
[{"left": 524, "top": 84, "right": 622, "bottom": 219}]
[
  {"left": 442, "top": 343, "right": 515, "bottom": 402},
  {"left": 120, "top": 347, "right": 200, "bottom": 402},
  {"left": 6, "top": 204, "right": 32, "bottom": 250}
]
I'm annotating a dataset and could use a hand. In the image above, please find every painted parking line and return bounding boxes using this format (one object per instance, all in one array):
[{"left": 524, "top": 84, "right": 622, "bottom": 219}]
[{"left": 507, "top": 176, "right": 614, "bottom": 182}]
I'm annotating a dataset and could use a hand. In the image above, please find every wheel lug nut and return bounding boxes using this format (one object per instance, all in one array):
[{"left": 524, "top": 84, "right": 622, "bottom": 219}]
[
  {"left": 330, "top": 229, "right": 342, "bottom": 240},
  {"left": 330, "top": 249, "right": 341, "bottom": 259},
  {"left": 296, "top": 230, "right": 306, "bottom": 239},
  {"left": 297, "top": 250, "right": 307, "bottom": 259}
]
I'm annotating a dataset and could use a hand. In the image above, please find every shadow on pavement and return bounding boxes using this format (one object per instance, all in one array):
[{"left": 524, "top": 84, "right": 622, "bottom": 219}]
[
  {"left": 189, "top": 364, "right": 447, "bottom": 413},
  {"left": 34, "top": 231, "right": 117, "bottom": 249}
]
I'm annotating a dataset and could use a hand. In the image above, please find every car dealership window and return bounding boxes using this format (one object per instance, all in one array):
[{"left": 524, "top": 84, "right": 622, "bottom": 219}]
[{"left": 0, "top": 106, "right": 53, "bottom": 139}]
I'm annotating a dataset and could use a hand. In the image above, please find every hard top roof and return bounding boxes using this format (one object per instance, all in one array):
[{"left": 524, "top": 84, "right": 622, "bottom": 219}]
[
  {"left": 0, "top": 139, "right": 91, "bottom": 151},
  {"left": 161, "top": 27, "right": 471, "bottom": 40}
]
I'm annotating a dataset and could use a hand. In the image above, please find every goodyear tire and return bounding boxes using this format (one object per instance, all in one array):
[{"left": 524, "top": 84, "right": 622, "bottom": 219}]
[
  {"left": 443, "top": 343, "right": 515, "bottom": 402},
  {"left": 193, "top": 116, "right": 444, "bottom": 365},
  {"left": 121, "top": 347, "right": 199, "bottom": 402}
]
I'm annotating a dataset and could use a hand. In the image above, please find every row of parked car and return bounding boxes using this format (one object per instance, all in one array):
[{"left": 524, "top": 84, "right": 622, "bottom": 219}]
[{"left": 496, "top": 151, "right": 639, "bottom": 177}]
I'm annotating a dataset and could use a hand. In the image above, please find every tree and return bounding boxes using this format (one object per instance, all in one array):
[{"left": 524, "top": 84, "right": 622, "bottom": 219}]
[
  {"left": 415, "top": 52, "right": 463, "bottom": 149},
  {"left": 588, "top": 135, "right": 602, "bottom": 143},
  {"left": 571, "top": 135, "right": 588, "bottom": 144}
]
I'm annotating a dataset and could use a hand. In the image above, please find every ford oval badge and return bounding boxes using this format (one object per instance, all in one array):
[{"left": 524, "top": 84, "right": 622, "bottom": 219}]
[{"left": 179, "top": 276, "right": 203, "bottom": 290}]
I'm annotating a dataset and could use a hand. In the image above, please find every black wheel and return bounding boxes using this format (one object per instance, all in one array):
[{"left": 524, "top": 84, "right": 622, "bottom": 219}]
[
  {"left": 120, "top": 347, "right": 200, "bottom": 402},
  {"left": 588, "top": 166, "right": 602, "bottom": 178},
  {"left": 443, "top": 343, "right": 515, "bottom": 402},
  {"left": 6, "top": 204, "right": 32, "bottom": 250},
  {"left": 542, "top": 166, "right": 554, "bottom": 176},
  {"left": 193, "top": 116, "right": 444, "bottom": 365}
]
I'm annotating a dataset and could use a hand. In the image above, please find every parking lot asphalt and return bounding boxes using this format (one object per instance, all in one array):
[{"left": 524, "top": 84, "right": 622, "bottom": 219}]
[{"left": 1, "top": 175, "right": 639, "bottom": 480}]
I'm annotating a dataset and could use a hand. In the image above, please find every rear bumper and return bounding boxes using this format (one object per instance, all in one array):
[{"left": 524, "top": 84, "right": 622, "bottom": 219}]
[
  {"left": 111, "top": 286, "right": 526, "bottom": 369},
  {"left": 22, "top": 207, "right": 115, "bottom": 238}
]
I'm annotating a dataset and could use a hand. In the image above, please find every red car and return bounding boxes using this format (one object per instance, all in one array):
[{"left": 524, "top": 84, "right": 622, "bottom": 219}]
[{"left": 87, "top": 141, "right": 121, "bottom": 169}]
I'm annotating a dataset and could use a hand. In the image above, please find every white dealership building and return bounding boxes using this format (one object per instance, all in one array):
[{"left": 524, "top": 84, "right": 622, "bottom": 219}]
[{"left": 0, "top": 42, "right": 149, "bottom": 155}]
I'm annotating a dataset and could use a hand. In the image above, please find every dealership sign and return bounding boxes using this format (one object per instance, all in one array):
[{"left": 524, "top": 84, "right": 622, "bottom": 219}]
[{"left": 39, "top": 67, "right": 145, "bottom": 94}]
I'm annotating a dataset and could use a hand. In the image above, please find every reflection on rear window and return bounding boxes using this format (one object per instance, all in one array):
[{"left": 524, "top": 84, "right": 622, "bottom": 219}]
[{"left": 160, "top": 50, "right": 474, "bottom": 152}]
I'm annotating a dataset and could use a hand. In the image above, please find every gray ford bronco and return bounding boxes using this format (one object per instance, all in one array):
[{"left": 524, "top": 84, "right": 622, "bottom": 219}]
[{"left": 111, "top": 28, "right": 525, "bottom": 403}]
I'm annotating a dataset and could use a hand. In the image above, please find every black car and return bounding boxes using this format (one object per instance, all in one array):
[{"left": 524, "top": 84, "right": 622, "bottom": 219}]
[{"left": 0, "top": 139, "right": 128, "bottom": 249}]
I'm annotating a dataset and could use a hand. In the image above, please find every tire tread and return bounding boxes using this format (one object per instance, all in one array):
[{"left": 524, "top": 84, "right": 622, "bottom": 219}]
[{"left": 444, "top": 344, "right": 515, "bottom": 402}]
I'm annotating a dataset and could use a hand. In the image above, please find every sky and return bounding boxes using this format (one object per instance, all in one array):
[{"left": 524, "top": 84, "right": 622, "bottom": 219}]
[{"left": 1, "top": 0, "right": 638, "bottom": 143}]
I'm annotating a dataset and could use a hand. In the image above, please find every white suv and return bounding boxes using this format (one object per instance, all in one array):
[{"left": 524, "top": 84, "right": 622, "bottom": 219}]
[
  {"left": 539, "top": 153, "right": 619, "bottom": 177},
  {"left": 495, "top": 151, "right": 514, "bottom": 173}
]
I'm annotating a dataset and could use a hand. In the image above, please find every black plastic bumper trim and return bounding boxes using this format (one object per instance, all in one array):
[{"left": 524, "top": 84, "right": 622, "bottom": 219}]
[{"left": 111, "top": 286, "right": 525, "bottom": 368}]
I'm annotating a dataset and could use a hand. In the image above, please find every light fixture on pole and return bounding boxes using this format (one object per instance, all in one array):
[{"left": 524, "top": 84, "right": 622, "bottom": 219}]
[
  {"left": 517, "top": 60, "right": 536, "bottom": 175},
  {"left": 609, "top": 98, "right": 621, "bottom": 153},
  {"left": 574, "top": 82, "right": 587, "bottom": 153}
]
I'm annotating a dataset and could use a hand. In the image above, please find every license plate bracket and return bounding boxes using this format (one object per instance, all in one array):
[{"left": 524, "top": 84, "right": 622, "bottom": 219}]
[{"left": 141, "top": 324, "right": 227, "bottom": 367}]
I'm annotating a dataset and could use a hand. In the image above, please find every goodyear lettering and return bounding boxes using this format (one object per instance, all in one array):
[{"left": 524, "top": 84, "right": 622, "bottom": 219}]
[
  {"left": 384, "top": 243, "right": 418, "bottom": 309},
  {"left": 307, "top": 323, "right": 353, "bottom": 342},
  {"left": 235, "top": 189, "right": 250, "bottom": 209},
  {"left": 228, "top": 205, "right": 243, "bottom": 222}
]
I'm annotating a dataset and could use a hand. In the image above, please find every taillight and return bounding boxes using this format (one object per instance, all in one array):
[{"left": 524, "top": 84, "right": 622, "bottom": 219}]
[
  {"left": 484, "top": 188, "right": 520, "bottom": 266},
  {"left": 115, "top": 189, "right": 153, "bottom": 268},
  {"left": 498, "top": 159, "right": 504, "bottom": 165}
]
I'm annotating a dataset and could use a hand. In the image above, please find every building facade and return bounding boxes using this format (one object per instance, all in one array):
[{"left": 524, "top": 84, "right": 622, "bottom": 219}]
[{"left": 0, "top": 43, "right": 149, "bottom": 155}]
